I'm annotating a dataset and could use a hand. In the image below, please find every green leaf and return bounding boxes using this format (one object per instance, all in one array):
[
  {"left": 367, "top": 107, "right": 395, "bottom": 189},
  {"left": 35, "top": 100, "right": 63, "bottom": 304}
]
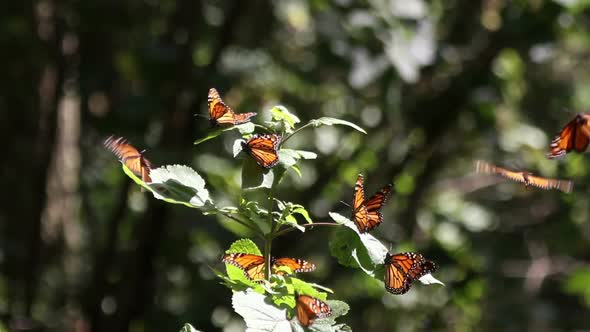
[
  {"left": 242, "top": 157, "right": 275, "bottom": 190},
  {"left": 279, "top": 149, "right": 317, "bottom": 168},
  {"left": 232, "top": 290, "right": 291, "bottom": 332},
  {"left": 146, "top": 165, "right": 212, "bottom": 208},
  {"left": 328, "top": 212, "right": 387, "bottom": 276},
  {"left": 309, "top": 117, "right": 367, "bottom": 134},
  {"left": 179, "top": 323, "right": 203, "bottom": 332},
  {"left": 226, "top": 238, "right": 262, "bottom": 255},
  {"left": 292, "top": 207, "right": 312, "bottom": 223},
  {"left": 270, "top": 105, "right": 300, "bottom": 133},
  {"left": 268, "top": 276, "right": 330, "bottom": 311},
  {"left": 121, "top": 164, "right": 152, "bottom": 190},
  {"left": 194, "top": 123, "right": 255, "bottom": 145},
  {"left": 233, "top": 138, "right": 245, "bottom": 157},
  {"left": 241, "top": 200, "right": 272, "bottom": 234}
]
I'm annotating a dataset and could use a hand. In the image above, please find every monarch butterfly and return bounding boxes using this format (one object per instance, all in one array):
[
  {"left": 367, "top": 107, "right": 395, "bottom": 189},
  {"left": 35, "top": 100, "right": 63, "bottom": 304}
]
[
  {"left": 384, "top": 252, "right": 437, "bottom": 295},
  {"left": 241, "top": 134, "right": 281, "bottom": 168},
  {"left": 351, "top": 174, "right": 393, "bottom": 233},
  {"left": 475, "top": 160, "right": 573, "bottom": 193},
  {"left": 104, "top": 135, "right": 153, "bottom": 182},
  {"left": 208, "top": 88, "right": 257, "bottom": 127},
  {"left": 295, "top": 294, "right": 332, "bottom": 327},
  {"left": 222, "top": 253, "right": 315, "bottom": 281},
  {"left": 547, "top": 113, "right": 590, "bottom": 159}
]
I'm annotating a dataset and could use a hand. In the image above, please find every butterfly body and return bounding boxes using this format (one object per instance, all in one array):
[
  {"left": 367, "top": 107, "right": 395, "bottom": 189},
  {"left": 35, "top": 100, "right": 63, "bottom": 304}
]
[
  {"left": 222, "top": 253, "right": 314, "bottom": 281},
  {"left": 384, "top": 252, "right": 437, "bottom": 295},
  {"left": 104, "top": 135, "right": 153, "bottom": 182},
  {"left": 351, "top": 174, "right": 393, "bottom": 233},
  {"left": 208, "top": 88, "right": 257, "bottom": 126},
  {"left": 548, "top": 113, "right": 590, "bottom": 158},
  {"left": 475, "top": 160, "right": 573, "bottom": 193},
  {"left": 295, "top": 294, "right": 332, "bottom": 327},
  {"left": 241, "top": 134, "right": 281, "bottom": 168}
]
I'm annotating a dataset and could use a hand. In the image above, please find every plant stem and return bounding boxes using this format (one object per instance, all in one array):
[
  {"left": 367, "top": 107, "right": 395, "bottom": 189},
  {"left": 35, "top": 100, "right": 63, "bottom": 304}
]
[
  {"left": 264, "top": 234, "right": 272, "bottom": 281},
  {"left": 264, "top": 187, "right": 276, "bottom": 281},
  {"left": 280, "top": 122, "right": 314, "bottom": 146},
  {"left": 273, "top": 222, "right": 341, "bottom": 238}
]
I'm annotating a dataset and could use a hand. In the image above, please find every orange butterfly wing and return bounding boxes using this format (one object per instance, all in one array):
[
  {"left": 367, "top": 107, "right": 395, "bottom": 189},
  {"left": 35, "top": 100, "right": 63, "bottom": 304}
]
[
  {"left": 296, "top": 295, "right": 332, "bottom": 327},
  {"left": 273, "top": 258, "right": 316, "bottom": 276},
  {"left": 384, "top": 252, "right": 436, "bottom": 295},
  {"left": 222, "top": 253, "right": 266, "bottom": 281},
  {"left": 104, "top": 135, "right": 153, "bottom": 182},
  {"left": 475, "top": 160, "right": 573, "bottom": 193},
  {"left": 352, "top": 174, "right": 392, "bottom": 233},
  {"left": 241, "top": 134, "right": 281, "bottom": 168},
  {"left": 526, "top": 174, "right": 574, "bottom": 193},
  {"left": 208, "top": 88, "right": 256, "bottom": 126},
  {"left": 548, "top": 114, "right": 590, "bottom": 158}
]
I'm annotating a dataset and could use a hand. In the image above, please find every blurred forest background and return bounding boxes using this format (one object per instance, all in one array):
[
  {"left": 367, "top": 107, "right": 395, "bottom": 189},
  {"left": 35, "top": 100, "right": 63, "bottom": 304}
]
[{"left": 3, "top": 0, "right": 590, "bottom": 331}]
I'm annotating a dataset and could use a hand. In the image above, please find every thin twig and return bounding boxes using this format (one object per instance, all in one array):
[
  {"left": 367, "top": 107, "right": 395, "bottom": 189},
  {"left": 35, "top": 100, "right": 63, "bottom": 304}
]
[{"left": 280, "top": 122, "right": 313, "bottom": 146}]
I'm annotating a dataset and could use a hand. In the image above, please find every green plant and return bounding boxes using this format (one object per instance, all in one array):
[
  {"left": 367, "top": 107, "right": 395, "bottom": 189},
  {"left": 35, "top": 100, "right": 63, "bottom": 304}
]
[{"left": 114, "top": 105, "right": 440, "bottom": 331}]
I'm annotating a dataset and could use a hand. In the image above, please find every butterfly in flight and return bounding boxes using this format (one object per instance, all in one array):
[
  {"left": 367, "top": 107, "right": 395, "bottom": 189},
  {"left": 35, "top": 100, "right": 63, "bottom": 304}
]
[
  {"left": 384, "top": 252, "right": 437, "bottom": 295},
  {"left": 475, "top": 160, "right": 573, "bottom": 193},
  {"left": 295, "top": 294, "right": 332, "bottom": 327},
  {"left": 241, "top": 133, "right": 281, "bottom": 168},
  {"left": 351, "top": 174, "right": 393, "bottom": 233},
  {"left": 222, "top": 253, "right": 315, "bottom": 281},
  {"left": 104, "top": 135, "right": 153, "bottom": 182},
  {"left": 547, "top": 113, "right": 590, "bottom": 159},
  {"left": 208, "top": 88, "right": 257, "bottom": 127}
]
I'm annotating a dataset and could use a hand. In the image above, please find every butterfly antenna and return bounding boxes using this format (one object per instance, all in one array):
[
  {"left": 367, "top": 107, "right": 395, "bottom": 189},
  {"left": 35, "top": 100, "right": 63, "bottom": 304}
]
[
  {"left": 339, "top": 201, "right": 351, "bottom": 208},
  {"left": 194, "top": 113, "right": 208, "bottom": 119}
]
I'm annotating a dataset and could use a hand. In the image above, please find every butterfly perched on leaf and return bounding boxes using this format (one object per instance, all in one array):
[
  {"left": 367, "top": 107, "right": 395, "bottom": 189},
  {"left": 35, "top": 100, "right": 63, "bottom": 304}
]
[
  {"left": 104, "top": 135, "right": 153, "bottom": 182},
  {"left": 475, "top": 160, "right": 573, "bottom": 193},
  {"left": 384, "top": 252, "right": 437, "bottom": 295},
  {"left": 295, "top": 294, "right": 332, "bottom": 327},
  {"left": 222, "top": 253, "right": 315, "bottom": 281},
  {"left": 351, "top": 174, "right": 393, "bottom": 233},
  {"left": 547, "top": 113, "right": 590, "bottom": 159},
  {"left": 241, "top": 133, "right": 281, "bottom": 169},
  {"left": 208, "top": 88, "right": 257, "bottom": 127}
]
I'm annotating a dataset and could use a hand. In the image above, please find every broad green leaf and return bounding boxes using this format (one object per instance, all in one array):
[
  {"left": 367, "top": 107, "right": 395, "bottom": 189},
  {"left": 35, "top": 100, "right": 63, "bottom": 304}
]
[
  {"left": 269, "top": 277, "right": 329, "bottom": 310},
  {"left": 418, "top": 273, "right": 445, "bottom": 287},
  {"left": 241, "top": 200, "right": 272, "bottom": 234},
  {"left": 194, "top": 123, "right": 255, "bottom": 145},
  {"left": 328, "top": 212, "right": 387, "bottom": 276},
  {"left": 233, "top": 138, "right": 245, "bottom": 157},
  {"left": 147, "top": 165, "right": 212, "bottom": 208},
  {"left": 270, "top": 105, "right": 300, "bottom": 132},
  {"left": 232, "top": 290, "right": 291, "bottom": 332},
  {"left": 242, "top": 157, "right": 275, "bottom": 190},
  {"left": 278, "top": 149, "right": 298, "bottom": 168},
  {"left": 227, "top": 238, "right": 262, "bottom": 255},
  {"left": 309, "top": 117, "right": 367, "bottom": 134},
  {"left": 294, "top": 150, "right": 317, "bottom": 160},
  {"left": 292, "top": 207, "right": 312, "bottom": 223}
]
